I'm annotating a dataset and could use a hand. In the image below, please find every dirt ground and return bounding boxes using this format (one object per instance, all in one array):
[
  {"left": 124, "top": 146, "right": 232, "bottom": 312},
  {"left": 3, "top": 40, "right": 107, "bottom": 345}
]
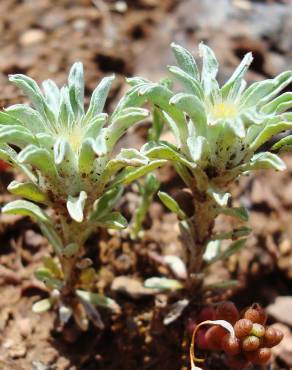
[{"left": 0, "top": 0, "right": 292, "bottom": 369}]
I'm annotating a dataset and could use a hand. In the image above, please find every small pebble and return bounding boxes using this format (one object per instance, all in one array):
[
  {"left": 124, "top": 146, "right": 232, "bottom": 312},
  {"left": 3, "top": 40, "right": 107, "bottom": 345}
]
[
  {"left": 114, "top": 1, "right": 128, "bottom": 13},
  {"left": 20, "top": 29, "right": 46, "bottom": 46}
]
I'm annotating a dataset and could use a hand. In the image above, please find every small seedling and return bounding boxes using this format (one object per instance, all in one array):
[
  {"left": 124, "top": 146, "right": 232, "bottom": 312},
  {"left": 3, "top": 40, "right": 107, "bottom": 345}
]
[
  {"left": 127, "top": 42, "right": 292, "bottom": 293},
  {"left": 0, "top": 63, "right": 165, "bottom": 329}
]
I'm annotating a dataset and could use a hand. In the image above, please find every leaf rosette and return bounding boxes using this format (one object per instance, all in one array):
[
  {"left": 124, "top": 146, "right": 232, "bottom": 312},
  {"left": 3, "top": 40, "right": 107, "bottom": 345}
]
[
  {"left": 127, "top": 43, "right": 292, "bottom": 191},
  {"left": 0, "top": 63, "right": 164, "bottom": 234}
]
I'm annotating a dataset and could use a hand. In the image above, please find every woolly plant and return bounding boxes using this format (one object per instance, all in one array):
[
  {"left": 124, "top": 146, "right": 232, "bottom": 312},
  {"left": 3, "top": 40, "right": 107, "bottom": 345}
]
[
  {"left": 127, "top": 42, "right": 292, "bottom": 293},
  {"left": 0, "top": 64, "right": 165, "bottom": 329}
]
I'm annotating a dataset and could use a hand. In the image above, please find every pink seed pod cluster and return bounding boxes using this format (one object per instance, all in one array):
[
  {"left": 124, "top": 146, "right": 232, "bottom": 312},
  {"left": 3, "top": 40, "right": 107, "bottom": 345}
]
[{"left": 196, "top": 302, "right": 283, "bottom": 369}]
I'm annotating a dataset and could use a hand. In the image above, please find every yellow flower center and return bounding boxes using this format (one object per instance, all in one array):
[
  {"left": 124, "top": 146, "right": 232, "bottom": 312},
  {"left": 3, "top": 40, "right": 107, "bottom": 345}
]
[
  {"left": 57, "top": 124, "right": 83, "bottom": 152},
  {"left": 211, "top": 102, "right": 238, "bottom": 120},
  {"left": 67, "top": 126, "right": 83, "bottom": 152}
]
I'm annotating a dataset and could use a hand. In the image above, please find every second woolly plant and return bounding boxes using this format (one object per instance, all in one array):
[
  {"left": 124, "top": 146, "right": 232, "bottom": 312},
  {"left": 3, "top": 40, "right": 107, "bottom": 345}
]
[
  {"left": 127, "top": 42, "right": 292, "bottom": 294},
  {"left": 0, "top": 63, "right": 166, "bottom": 329}
]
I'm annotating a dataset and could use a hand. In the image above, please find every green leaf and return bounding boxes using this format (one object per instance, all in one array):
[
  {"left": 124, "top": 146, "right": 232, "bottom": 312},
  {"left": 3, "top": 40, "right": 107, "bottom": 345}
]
[
  {"left": 1, "top": 156, "right": 37, "bottom": 185},
  {"left": 211, "top": 227, "right": 252, "bottom": 241},
  {"left": 109, "top": 159, "right": 167, "bottom": 189},
  {"left": 83, "top": 75, "right": 114, "bottom": 124},
  {"left": 0, "top": 144, "right": 13, "bottom": 164},
  {"left": 58, "top": 86, "right": 74, "bottom": 127},
  {"left": 127, "top": 77, "right": 150, "bottom": 87},
  {"left": 168, "top": 66, "right": 203, "bottom": 99},
  {"left": 104, "top": 150, "right": 149, "bottom": 181},
  {"left": 250, "top": 119, "right": 292, "bottom": 150},
  {"left": 217, "top": 239, "right": 247, "bottom": 261},
  {"left": 221, "top": 52, "right": 253, "bottom": 97},
  {"left": 9, "top": 74, "right": 55, "bottom": 125},
  {"left": 261, "top": 92, "right": 292, "bottom": 114},
  {"left": 42, "top": 79, "right": 60, "bottom": 114},
  {"left": 7, "top": 181, "right": 47, "bottom": 203},
  {"left": 83, "top": 113, "right": 108, "bottom": 139},
  {"left": 112, "top": 83, "right": 148, "bottom": 118},
  {"left": 187, "top": 135, "right": 210, "bottom": 163},
  {"left": 62, "top": 243, "right": 79, "bottom": 257},
  {"left": 158, "top": 191, "right": 187, "bottom": 219},
  {"left": 53, "top": 138, "right": 76, "bottom": 178},
  {"left": 54, "top": 138, "right": 71, "bottom": 165},
  {"left": 247, "top": 152, "right": 286, "bottom": 171},
  {"left": 0, "top": 111, "right": 21, "bottom": 125},
  {"left": 272, "top": 135, "right": 292, "bottom": 152},
  {"left": 219, "top": 206, "right": 249, "bottom": 221},
  {"left": 35, "top": 267, "right": 63, "bottom": 289},
  {"left": 91, "top": 186, "right": 123, "bottom": 221},
  {"left": 96, "top": 211, "right": 128, "bottom": 230},
  {"left": 144, "top": 277, "right": 183, "bottom": 291},
  {"left": 199, "top": 42, "right": 219, "bottom": 96},
  {"left": 148, "top": 107, "right": 164, "bottom": 142},
  {"left": 43, "top": 256, "right": 62, "bottom": 278},
  {"left": 203, "top": 280, "right": 239, "bottom": 291},
  {"left": 169, "top": 93, "right": 207, "bottom": 135},
  {"left": 39, "top": 223, "right": 63, "bottom": 255},
  {"left": 259, "top": 71, "right": 292, "bottom": 106},
  {"left": 207, "top": 187, "right": 231, "bottom": 207},
  {"left": 5, "top": 104, "right": 46, "bottom": 134},
  {"left": 171, "top": 42, "right": 200, "bottom": 79},
  {"left": 76, "top": 290, "right": 120, "bottom": 313},
  {"left": 78, "top": 138, "right": 96, "bottom": 174},
  {"left": 242, "top": 71, "right": 292, "bottom": 108},
  {"left": 8, "top": 74, "right": 45, "bottom": 114},
  {"left": 137, "top": 83, "right": 189, "bottom": 146},
  {"left": 2, "top": 200, "right": 51, "bottom": 224},
  {"left": 35, "top": 133, "right": 55, "bottom": 152},
  {"left": 66, "top": 191, "right": 88, "bottom": 223},
  {"left": 203, "top": 240, "right": 221, "bottom": 262},
  {"left": 130, "top": 174, "right": 160, "bottom": 239},
  {"left": 144, "top": 173, "right": 160, "bottom": 194},
  {"left": 163, "top": 255, "right": 187, "bottom": 280},
  {"left": 226, "top": 117, "right": 245, "bottom": 139},
  {"left": 0, "top": 125, "right": 36, "bottom": 148},
  {"left": 35, "top": 267, "right": 54, "bottom": 280},
  {"left": 160, "top": 112, "right": 181, "bottom": 145},
  {"left": 116, "top": 148, "right": 149, "bottom": 166},
  {"left": 106, "top": 107, "right": 149, "bottom": 150},
  {"left": 68, "top": 62, "right": 85, "bottom": 118},
  {"left": 144, "top": 143, "right": 194, "bottom": 169},
  {"left": 18, "top": 145, "right": 58, "bottom": 179},
  {"left": 93, "top": 132, "right": 107, "bottom": 156},
  {"left": 32, "top": 298, "right": 52, "bottom": 313}
]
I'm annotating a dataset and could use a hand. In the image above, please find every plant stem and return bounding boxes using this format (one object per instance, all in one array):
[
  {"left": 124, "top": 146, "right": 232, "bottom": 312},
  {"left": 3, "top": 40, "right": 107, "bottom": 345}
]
[
  {"left": 57, "top": 212, "right": 87, "bottom": 302},
  {"left": 186, "top": 196, "right": 216, "bottom": 292}
]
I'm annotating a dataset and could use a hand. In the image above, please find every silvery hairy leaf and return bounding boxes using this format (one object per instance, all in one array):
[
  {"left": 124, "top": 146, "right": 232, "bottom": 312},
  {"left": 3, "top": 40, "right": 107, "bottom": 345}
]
[
  {"left": 246, "top": 152, "right": 286, "bottom": 171},
  {"left": 171, "top": 43, "right": 200, "bottom": 80},
  {"left": 130, "top": 42, "right": 291, "bottom": 184},
  {"left": 90, "top": 186, "right": 123, "bottom": 221},
  {"left": 272, "top": 135, "right": 292, "bottom": 152},
  {"left": 0, "top": 62, "right": 157, "bottom": 236},
  {"left": 67, "top": 191, "right": 88, "bottom": 223},
  {"left": 2, "top": 200, "right": 51, "bottom": 225},
  {"left": 7, "top": 181, "right": 47, "bottom": 203}
]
